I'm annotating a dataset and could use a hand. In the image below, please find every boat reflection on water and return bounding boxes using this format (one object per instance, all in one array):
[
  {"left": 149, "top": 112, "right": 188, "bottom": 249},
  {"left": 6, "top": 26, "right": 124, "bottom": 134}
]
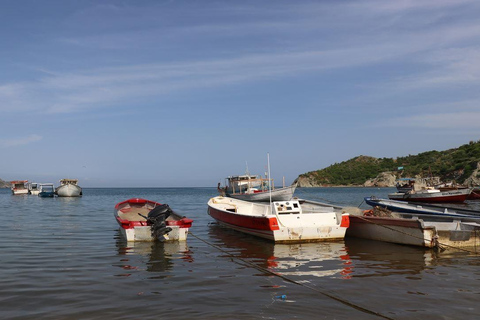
[
  {"left": 115, "top": 231, "right": 193, "bottom": 276},
  {"left": 208, "top": 225, "right": 353, "bottom": 279},
  {"left": 344, "top": 237, "right": 435, "bottom": 277}
]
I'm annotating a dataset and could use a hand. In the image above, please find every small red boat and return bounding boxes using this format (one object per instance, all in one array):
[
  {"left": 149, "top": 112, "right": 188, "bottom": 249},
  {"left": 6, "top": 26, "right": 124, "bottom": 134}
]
[{"left": 114, "top": 198, "right": 193, "bottom": 241}]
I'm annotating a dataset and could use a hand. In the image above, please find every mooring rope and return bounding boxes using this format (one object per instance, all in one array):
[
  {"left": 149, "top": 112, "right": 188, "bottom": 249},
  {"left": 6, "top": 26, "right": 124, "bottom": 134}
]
[{"left": 189, "top": 232, "right": 395, "bottom": 320}]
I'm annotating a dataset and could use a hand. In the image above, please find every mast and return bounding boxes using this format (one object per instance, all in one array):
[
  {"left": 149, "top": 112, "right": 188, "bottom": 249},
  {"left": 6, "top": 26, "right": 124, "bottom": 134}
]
[{"left": 267, "top": 153, "right": 272, "bottom": 207}]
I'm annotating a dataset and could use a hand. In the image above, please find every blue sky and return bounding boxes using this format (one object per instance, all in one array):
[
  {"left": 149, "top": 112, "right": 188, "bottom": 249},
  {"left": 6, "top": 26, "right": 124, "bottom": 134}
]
[{"left": 1, "top": 0, "right": 480, "bottom": 187}]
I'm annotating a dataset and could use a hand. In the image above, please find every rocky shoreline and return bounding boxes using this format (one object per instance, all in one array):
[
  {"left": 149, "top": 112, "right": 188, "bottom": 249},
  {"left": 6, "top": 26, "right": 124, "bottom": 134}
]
[{"left": 295, "top": 162, "right": 480, "bottom": 188}]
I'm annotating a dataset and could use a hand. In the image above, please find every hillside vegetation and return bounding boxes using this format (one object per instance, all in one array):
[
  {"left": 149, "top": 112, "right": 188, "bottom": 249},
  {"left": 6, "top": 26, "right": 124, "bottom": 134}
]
[{"left": 298, "top": 140, "right": 480, "bottom": 186}]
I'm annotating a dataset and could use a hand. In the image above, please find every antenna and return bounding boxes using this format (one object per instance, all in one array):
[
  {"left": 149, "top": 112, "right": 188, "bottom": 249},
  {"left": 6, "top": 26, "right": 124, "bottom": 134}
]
[{"left": 267, "top": 153, "right": 272, "bottom": 208}]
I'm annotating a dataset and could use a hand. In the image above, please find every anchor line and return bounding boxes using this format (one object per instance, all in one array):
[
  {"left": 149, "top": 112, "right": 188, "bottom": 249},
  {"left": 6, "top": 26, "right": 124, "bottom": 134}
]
[{"left": 189, "top": 232, "right": 394, "bottom": 320}]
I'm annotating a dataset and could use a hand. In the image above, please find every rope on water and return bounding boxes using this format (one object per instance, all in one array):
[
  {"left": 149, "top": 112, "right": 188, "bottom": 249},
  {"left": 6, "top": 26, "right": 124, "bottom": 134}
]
[{"left": 189, "top": 232, "right": 395, "bottom": 320}]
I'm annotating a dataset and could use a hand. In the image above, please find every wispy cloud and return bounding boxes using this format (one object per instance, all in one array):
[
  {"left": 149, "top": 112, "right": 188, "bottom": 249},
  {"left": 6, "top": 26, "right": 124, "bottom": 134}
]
[
  {"left": 381, "top": 112, "right": 480, "bottom": 129},
  {"left": 0, "top": 134, "right": 43, "bottom": 148},
  {"left": 1, "top": 0, "right": 480, "bottom": 116}
]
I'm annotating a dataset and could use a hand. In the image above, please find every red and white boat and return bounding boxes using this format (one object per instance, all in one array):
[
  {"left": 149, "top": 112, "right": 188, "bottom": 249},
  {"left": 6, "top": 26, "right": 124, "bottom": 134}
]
[
  {"left": 207, "top": 196, "right": 350, "bottom": 242},
  {"left": 10, "top": 180, "right": 28, "bottom": 195},
  {"left": 114, "top": 198, "right": 193, "bottom": 242},
  {"left": 388, "top": 187, "right": 472, "bottom": 203}
]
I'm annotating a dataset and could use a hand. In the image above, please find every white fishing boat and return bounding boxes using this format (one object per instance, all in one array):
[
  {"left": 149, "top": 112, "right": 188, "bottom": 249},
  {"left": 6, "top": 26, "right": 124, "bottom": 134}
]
[
  {"left": 10, "top": 180, "right": 28, "bottom": 195},
  {"left": 27, "top": 182, "right": 41, "bottom": 195},
  {"left": 223, "top": 174, "right": 263, "bottom": 194},
  {"left": 56, "top": 179, "right": 83, "bottom": 197},
  {"left": 207, "top": 196, "right": 350, "bottom": 243},
  {"left": 114, "top": 198, "right": 193, "bottom": 242},
  {"left": 219, "top": 178, "right": 297, "bottom": 202}
]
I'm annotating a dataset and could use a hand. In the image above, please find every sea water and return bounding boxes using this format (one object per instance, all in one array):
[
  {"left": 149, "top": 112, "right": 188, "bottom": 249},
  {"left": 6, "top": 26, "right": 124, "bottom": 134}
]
[{"left": 1, "top": 187, "right": 479, "bottom": 319}]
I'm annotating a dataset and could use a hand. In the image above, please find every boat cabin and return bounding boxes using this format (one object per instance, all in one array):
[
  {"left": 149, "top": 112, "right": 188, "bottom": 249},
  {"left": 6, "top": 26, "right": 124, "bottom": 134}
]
[{"left": 59, "top": 179, "right": 79, "bottom": 185}]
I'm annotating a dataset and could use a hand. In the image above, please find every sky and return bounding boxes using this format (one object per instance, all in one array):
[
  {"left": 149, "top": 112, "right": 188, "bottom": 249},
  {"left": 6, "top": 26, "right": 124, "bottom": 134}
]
[{"left": 1, "top": 0, "right": 480, "bottom": 187}]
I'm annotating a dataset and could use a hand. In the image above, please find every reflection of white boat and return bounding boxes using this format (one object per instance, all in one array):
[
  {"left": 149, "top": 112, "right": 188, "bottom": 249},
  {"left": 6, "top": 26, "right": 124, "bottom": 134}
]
[
  {"left": 27, "top": 182, "right": 41, "bottom": 195},
  {"left": 270, "top": 242, "right": 351, "bottom": 278},
  {"left": 207, "top": 196, "right": 350, "bottom": 242},
  {"left": 56, "top": 179, "right": 82, "bottom": 197},
  {"left": 114, "top": 198, "right": 194, "bottom": 242},
  {"left": 208, "top": 225, "right": 351, "bottom": 278}
]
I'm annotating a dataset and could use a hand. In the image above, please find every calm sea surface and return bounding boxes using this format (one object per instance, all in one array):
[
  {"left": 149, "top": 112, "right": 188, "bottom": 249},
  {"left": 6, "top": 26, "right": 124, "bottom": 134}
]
[{"left": 1, "top": 187, "right": 480, "bottom": 319}]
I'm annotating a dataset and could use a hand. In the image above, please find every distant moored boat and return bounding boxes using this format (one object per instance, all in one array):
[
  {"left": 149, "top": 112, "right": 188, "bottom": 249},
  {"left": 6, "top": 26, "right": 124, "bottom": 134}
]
[
  {"left": 10, "top": 180, "right": 28, "bottom": 195},
  {"left": 56, "top": 179, "right": 83, "bottom": 197}
]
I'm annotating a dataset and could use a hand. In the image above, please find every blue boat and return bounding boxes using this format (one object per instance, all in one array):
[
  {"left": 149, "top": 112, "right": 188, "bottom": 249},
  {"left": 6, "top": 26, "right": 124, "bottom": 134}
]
[
  {"left": 38, "top": 183, "right": 56, "bottom": 198},
  {"left": 364, "top": 196, "right": 480, "bottom": 219}
]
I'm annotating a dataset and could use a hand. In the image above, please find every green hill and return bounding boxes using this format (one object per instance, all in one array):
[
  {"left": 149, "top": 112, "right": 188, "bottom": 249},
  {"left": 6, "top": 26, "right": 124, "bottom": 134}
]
[{"left": 297, "top": 140, "right": 480, "bottom": 186}]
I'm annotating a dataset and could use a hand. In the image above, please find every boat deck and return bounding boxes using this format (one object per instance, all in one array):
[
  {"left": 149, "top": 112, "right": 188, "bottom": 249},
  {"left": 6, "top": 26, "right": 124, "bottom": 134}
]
[{"left": 117, "top": 204, "right": 155, "bottom": 222}]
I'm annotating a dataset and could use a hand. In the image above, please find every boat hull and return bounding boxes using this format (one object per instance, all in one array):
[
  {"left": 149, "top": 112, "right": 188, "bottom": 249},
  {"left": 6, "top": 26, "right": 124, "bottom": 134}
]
[
  {"left": 39, "top": 192, "right": 55, "bottom": 198},
  {"left": 388, "top": 188, "right": 471, "bottom": 203},
  {"left": 56, "top": 184, "right": 82, "bottom": 197},
  {"left": 207, "top": 196, "right": 349, "bottom": 243},
  {"left": 347, "top": 215, "right": 436, "bottom": 247},
  {"left": 12, "top": 189, "right": 28, "bottom": 195}
]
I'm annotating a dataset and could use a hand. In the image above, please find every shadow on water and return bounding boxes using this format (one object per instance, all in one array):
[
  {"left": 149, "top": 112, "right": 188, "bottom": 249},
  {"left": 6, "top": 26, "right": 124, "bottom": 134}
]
[{"left": 344, "top": 236, "right": 436, "bottom": 277}]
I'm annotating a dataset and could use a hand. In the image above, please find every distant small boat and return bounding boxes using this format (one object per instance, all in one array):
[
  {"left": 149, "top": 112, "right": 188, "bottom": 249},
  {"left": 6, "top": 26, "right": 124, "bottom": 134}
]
[
  {"left": 38, "top": 183, "right": 56, "bottom": 198},
  {"left": 56, "top": 179, "right": 82, "bottom": 197},
  {"left": 395, "top": 178, "right": 415, "bottom": 193},
  {"left": 388, "top": 187, "right": 471, "bottom": 203},
  {"left": 223, "top": 173, "right": 263, "bottom": 194},
  {"left": 10, "top": 180, "right": 28, "bottom": 195},
  {"left": 207, "top": 196, "right": 350, "bottom": 242},
  {"left": 219, "top": 177, "right": 296, "bottom": 201},
  {"left": 28, "top": 182, "right": 41, "bottom": 195},
  {"left": 114, "top": 198, "right": 193, "bottom": 242},
  {"left": 220, "top": 166, "right": 296, "bottom": 201}
]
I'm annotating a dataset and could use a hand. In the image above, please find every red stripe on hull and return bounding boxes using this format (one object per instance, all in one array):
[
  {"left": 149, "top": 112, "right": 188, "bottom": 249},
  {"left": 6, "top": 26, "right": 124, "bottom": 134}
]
[{"left": 208, "top": 206, "right": 279, "bottom": 231}]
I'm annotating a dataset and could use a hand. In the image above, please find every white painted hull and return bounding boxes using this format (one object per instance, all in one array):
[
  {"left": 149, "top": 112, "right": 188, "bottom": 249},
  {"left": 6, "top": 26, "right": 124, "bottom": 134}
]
[
  {"left": 207, "top": 196, "right": 350, "bottom": 243},
  {"left": 12, "top": 189, "right": 28, "bottom": 195},
  {"left": 120, "top": 225, "right": 190, "bottom": 242},
  {"left": 347, "top": 216, "right": 436, "bottom": 247},
  {"left": 56, "top": 184, "right": 82, "bottom": 197}
]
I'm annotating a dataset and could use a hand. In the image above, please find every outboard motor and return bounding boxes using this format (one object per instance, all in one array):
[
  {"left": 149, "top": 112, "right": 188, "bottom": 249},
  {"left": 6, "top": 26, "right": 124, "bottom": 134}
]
[{"left": 147, "top": 204, "right": 173, "bottom": 241}]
